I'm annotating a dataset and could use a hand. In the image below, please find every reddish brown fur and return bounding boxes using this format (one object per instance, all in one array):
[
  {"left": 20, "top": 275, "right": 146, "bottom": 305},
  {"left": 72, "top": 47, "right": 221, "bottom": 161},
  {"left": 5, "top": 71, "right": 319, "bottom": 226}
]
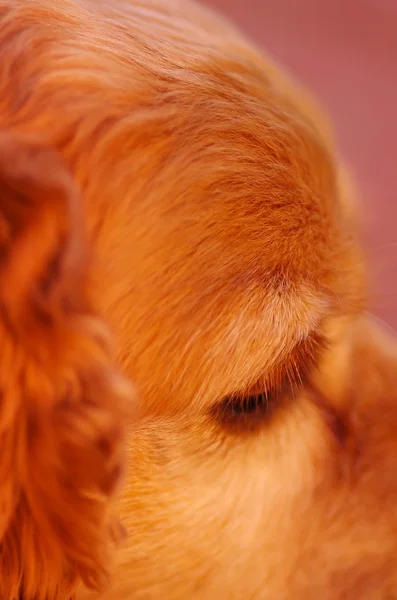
[
  {"left": 0, "top": 0, "right": 396, "bottom": 598},
  {"left": 0, "top": 132, "right": 131, "bottom": 597}
]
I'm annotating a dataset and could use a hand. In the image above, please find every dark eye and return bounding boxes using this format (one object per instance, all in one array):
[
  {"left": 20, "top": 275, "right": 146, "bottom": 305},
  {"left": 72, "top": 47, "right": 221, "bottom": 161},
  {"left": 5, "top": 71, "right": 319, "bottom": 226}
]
[
  {"left": 214, "top": 389, "right": 280, "bottom": 432},
  {"left": 223, "top": 392, "right": 270, "bottom": 415},
  {"left": 213, "top": 331, "right": 327, "bottom": 431}
]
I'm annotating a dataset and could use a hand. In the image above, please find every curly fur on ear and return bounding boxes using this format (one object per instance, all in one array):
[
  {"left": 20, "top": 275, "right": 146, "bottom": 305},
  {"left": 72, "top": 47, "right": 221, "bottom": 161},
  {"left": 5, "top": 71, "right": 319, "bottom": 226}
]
[{"left": 0, "top": 133, "right": 132, "bottom": 600}]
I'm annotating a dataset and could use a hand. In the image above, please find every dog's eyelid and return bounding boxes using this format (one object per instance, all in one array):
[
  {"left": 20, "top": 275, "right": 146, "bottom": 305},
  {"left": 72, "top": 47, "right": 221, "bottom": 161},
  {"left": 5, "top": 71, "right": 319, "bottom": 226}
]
[{"left": 214, "top": 329, "right": 326, "bottom": 423}]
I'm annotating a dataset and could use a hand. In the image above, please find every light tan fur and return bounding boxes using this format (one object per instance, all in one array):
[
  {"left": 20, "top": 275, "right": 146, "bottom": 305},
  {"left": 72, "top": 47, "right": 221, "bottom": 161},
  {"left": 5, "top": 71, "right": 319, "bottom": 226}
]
[{"left": 0, "top": 1, "right": 396, "bottom": 598}]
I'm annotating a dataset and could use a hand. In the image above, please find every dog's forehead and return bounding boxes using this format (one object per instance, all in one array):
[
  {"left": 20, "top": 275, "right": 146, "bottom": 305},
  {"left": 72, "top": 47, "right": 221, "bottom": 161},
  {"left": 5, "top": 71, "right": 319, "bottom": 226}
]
[
  {"left": 96, "top": 116, "right": 349, "bottom": 413},
  {"left": 8, "top": 0, "right": 355, "bottom": 412}
]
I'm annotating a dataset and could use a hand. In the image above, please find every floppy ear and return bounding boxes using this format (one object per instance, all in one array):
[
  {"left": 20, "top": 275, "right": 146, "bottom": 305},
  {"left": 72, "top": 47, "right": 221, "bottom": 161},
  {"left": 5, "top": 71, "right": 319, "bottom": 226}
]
[{"left": 0, "top": 133, "right": 132, "bottom": 599}]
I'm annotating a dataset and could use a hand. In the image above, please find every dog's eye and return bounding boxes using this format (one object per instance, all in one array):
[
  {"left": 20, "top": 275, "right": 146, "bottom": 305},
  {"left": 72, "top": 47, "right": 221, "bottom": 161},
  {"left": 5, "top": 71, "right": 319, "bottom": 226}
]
[
  {"left": 222, "top": 392, "right": 271, "bottom": 415},
  {"left": 214, "top": 389, "right": 280, "bottom": 431},
  {"left": 214, "top": 331, "right": 326, "bottom": 431}
]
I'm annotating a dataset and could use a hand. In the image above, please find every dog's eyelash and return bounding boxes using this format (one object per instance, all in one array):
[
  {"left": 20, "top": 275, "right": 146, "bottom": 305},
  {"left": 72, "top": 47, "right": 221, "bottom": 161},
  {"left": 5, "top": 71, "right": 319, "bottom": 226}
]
[
  {"left": 222, "top": 392, "right": 272, "bottom": 415},
  {"left": 213, "top": 389, "right": 280, "bottom": 433},
  {"left": 217, "top": 376, "right": 287, "bottom": 423}
]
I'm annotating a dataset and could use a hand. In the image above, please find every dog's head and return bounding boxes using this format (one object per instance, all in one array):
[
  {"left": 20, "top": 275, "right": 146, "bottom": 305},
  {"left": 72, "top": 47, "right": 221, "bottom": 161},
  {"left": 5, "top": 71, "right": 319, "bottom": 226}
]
[{"left": 1, "top": 0, "right": 397, "bottom": 599}]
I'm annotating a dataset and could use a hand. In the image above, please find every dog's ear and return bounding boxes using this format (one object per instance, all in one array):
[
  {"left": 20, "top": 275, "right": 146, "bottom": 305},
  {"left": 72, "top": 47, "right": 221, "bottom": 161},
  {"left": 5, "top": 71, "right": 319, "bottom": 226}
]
[{"left": 0, "top": 133, "right": 132, "bottom": 599}]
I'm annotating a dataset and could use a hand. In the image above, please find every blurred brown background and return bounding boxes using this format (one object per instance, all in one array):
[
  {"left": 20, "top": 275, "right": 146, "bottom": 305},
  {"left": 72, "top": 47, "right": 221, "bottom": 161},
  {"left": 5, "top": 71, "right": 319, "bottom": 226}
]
[{"left": 207, "top": 0, "right": 397, "bottom": 329}]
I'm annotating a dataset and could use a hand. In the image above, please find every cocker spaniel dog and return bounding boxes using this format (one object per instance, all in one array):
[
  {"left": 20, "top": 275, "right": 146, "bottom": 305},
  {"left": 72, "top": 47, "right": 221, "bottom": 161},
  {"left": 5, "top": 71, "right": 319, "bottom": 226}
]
[{"left": 0, "top": 0, "right": 396, "bottom": 598}]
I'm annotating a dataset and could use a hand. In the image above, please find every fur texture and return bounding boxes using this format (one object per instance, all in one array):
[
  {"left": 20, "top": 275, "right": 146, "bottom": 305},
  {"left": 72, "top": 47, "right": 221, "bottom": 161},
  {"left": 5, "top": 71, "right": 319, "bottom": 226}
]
[{"left": 0, "top": 0, "right": 395, "bottom": 598}]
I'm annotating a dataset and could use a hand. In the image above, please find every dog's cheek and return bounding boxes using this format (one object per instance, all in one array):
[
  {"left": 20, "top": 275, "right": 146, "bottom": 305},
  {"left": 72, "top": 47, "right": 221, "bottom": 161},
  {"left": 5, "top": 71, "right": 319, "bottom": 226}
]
[
  {"left": 85, "top": 345, "right": 397, "bottom": 600},
  {"left": 78, "top": 403, "right": 341, "bottom": 599}
]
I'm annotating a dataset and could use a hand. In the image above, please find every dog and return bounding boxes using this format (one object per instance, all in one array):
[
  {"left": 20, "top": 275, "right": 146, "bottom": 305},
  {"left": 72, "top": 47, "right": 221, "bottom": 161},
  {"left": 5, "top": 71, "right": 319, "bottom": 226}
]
[{"left": 0, "top": 0, "right": 396, "bottom": 598}]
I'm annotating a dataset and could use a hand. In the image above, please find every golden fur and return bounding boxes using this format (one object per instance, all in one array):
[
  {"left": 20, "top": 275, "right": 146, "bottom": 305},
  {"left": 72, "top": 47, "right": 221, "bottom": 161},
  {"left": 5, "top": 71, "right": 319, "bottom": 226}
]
[{"left": 0, "top": 0, "right": 396, "bottom": 598}]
